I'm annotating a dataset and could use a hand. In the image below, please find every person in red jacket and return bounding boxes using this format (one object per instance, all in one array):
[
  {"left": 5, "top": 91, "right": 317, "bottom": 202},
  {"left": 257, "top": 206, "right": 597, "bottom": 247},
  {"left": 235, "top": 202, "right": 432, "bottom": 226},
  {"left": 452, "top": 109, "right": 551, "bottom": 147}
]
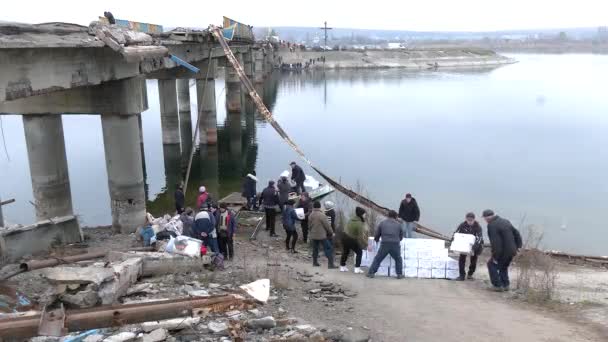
[{"left": 197, "top": 186, "right": 210, "bottom": 209}]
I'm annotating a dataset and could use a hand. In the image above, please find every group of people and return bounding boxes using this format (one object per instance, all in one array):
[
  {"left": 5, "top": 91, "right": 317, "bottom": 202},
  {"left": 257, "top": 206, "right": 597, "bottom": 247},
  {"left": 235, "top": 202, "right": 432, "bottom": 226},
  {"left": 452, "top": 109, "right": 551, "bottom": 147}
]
[
  {"left": 177, "top": 163, "right": 522, "bottom": 291},
  {"left": 174, "top": 185, "right": 238, "bottom": 261}
]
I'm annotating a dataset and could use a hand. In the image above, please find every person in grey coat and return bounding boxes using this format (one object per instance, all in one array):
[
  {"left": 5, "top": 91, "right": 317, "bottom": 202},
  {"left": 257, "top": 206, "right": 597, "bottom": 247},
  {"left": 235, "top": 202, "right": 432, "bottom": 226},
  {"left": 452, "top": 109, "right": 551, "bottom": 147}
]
[{"left": 367, "top": 210, "right": 404, "bottom": 279}]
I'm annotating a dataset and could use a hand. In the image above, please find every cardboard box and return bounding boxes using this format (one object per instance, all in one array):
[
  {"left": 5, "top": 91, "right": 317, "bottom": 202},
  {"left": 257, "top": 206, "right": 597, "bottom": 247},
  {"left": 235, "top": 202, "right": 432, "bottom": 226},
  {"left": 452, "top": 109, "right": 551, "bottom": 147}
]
[
  {"left": 417, "top": 250, "right": 433, "bottom": 260},
  {"left": 403, "top": 249, "right": 418, "bottom": 259},
  {"left": 418, "top": 259, "right": 433, "bottom": 269},
  {"left": 380, "top": 254, "right": 391, "bottom": 267},
  {"left": 417, "top": 239, "right": 445, "bottom": 250},
  {"left": 432, "top": 248, "right": 449, "bottom": 260},
  {"left": 403, "top": 238, "right": 419, "bottom": 250},
  {"left": 432, "top": 260, "right": 446, "bottom": 269},
  {"left": 446, "top": 269, "right": 460, "bottom": 279},
  {"left": 431, "top": 268, "right": 446, "bottom": 279},
  {"left": 403, "top": 267, "right": 418, "bottom": 278},
  {"left": 403, "top": 258, "right": 418, "bottom": 268},
  {"left": 417, "top": 268, "right": 432, "bottom": 278},
  {"left": 450, "top": 233, "right": 476, "bottom": 255},
  {"left": 446, "top": 258, "right": 459, "bottom": 270}
]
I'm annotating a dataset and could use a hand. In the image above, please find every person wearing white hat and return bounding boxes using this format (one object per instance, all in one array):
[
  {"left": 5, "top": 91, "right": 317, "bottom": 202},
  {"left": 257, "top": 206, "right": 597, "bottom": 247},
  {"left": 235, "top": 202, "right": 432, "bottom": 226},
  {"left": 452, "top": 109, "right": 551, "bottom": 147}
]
[{"left": 197, "top": 186, "right": 210, "bottom": 209}]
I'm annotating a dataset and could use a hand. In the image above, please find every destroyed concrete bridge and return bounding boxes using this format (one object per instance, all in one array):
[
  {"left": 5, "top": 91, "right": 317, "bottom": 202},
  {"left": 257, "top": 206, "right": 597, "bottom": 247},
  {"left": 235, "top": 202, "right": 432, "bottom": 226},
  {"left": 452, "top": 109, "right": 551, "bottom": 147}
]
[{"left": 0, "top": 16, "right": 277, "bottom": 260}]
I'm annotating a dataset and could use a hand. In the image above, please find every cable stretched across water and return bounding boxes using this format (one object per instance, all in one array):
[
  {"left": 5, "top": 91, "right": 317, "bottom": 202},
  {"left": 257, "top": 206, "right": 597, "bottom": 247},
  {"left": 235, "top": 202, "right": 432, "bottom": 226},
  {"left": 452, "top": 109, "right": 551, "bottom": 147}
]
[{"left": 209, "top": 26, "right": 449, "bottom": 241}]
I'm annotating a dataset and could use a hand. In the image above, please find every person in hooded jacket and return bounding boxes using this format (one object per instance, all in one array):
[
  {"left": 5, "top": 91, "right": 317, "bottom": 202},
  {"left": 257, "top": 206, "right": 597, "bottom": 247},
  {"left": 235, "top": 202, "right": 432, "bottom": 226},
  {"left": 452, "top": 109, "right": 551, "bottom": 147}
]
[
  {"left": 340, "top": 207, "right": 368, "bottom": 274},
  {"left": 197, "top": 186, "right": 212, "bottom": 210},
  {"left": 242, "top": 171, "right": 258, "bottom": 210},
  {"left": 259, "top": 180, "right": 280, "bottom": 237},
  {"left": 174, "top": 183, "right": 185, "bottom": 214},
  {"left": 309, "top": 201, "right": 336, "bottom": 269},
  {"left": 282, "top": 199, "right": 300, "bottom": 253},
  {"left": 398, "top": 193, "right": 420, "bottom": 238},
  {"left": 277, "top": 175, "right": 292, "bottom": 212},
  {"left": 483, "top": 209, "right": 523, "bottom": 291},
  {"left": 452, "top": 212, "right": 484, "bottom": 281},
  {"left": 180, "top": 207, "right": 195, "bottom": 237}
]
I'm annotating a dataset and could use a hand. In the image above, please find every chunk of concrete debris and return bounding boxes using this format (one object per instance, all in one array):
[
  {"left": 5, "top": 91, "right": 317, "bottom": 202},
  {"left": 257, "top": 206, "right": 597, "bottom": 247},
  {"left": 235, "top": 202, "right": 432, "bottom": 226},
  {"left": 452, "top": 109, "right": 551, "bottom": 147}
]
[
  {"left": 98, "top": 258, "right": 143, "bottom": 305},
  {"left": 208, "top": 283, "right": 221, "bottom": 289},
  {"left": 82, "top": 335, "right": 104, "bottom": 342},
  {"left": 248, "top": 309, "right": 262, "bottom": 317},
  {"left": 239, "top": 279, "right": 270, "bottom": 303},
  {"left": 187, "top": 289, "right": 209, "bottom": 297},
  {"left": 103, "top": 332, "right": 137, "bottom": 342},
  {"left": 225, "top": 310, "right": 242, "bottom": 319},
  {"left": 208, "top": 321, "right": 228, "bottom": 335},
  {"left": 61, "top": 288, "right": 100, "bottom": 308},
  {"left": 142, "top": 328, "right": 168, "bottom": 342},
  {"left": 309, "top": 289, "right": 322, "bottom": 294},
  {"left": 246, "top": 316, "right": 276, "bottom": 330},
  {"left": 324, "top": 294, "right": 347, "bottom": 302},
  {"left": 141, "top": 317, "right": 200, "bottom": 332},
  {"left": 82, "top": 334, "right": 104, "bottom": 342},
  {"left": 341, "top": 328, "right": 371, "bottom": 342},
  {"left": 42, "top": 266, "right": 114, "bottom": 286},
  {"left": 295, "top": 324, "right": 317, "bottom": 336},
  {"left": 125, "top": 283, "right": 152, "bottom": 296},
  {"left": 276, "top": 318, "right": 297, "bottom": 327}
]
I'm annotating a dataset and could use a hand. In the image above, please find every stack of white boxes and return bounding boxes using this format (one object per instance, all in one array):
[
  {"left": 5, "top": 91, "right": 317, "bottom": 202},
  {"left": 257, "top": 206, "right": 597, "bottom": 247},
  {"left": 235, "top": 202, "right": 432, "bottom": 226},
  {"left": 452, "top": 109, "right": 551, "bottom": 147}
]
[{"left": 361, "top": 237, "right": 461, "bottom": 279}]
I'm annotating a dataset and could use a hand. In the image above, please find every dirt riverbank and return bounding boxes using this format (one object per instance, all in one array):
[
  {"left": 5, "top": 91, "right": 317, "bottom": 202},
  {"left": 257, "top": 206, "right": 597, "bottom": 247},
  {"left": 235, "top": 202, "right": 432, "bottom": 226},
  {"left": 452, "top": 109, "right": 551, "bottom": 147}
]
[{"left": 277, "top": 48, "right": 516, "bottom": 70}]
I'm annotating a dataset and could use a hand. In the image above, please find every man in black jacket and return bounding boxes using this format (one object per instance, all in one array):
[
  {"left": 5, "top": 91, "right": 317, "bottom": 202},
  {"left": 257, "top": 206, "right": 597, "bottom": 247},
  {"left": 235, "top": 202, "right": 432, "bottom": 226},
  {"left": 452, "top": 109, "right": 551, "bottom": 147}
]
[
  {"left": 174, "top": 183, "right": 185, "bottom": 214},
  {"left": 483, "top": 209, "right": 523, "bottom": 291},
  {"left": 398, "top": 193, "right": 420, "bottom": 238},
  {"left": 453, "top": 212, "right": 484, "bottom": 281},
  {"left": 259, "top": 181, "right": 280, "bottom": 237},
  {"left": 290, "top": 162, "right": 306, "bottom": 194}
]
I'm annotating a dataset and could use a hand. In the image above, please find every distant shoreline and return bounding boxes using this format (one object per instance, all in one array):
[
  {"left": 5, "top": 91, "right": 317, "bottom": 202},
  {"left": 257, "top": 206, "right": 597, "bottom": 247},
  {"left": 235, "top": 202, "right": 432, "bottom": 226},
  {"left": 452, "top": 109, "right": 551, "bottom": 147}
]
[{"left": 277, "top": 48, "right": 516, "bottom": 70}]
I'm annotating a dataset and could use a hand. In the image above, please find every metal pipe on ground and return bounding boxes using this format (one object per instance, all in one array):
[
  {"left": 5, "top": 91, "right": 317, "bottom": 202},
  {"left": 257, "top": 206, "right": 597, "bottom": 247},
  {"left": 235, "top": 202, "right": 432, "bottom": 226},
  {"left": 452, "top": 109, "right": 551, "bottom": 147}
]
[{"left": 0, "top": 295, "right": 254, "bottom": 340}]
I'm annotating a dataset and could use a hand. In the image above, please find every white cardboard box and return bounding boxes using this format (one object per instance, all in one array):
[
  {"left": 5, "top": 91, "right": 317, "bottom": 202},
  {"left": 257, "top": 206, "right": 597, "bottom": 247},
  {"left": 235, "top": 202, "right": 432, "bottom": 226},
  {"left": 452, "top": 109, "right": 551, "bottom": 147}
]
[
  {"left": 418, "top": 259, "right": 433, "bottom": 269},
  {"left": 432, "top": 248, "right": 449, "bottom": 260},
  {"left": 446, "top": 269, "right": 460, "bottom": 279},
  {"left": 403, "top": 238, "right": 419, "bottom": 250},
  {"left": 450, "top": 233, "right": 476, "bottom": 255},
  {"left": 431, "top": 268, "right": 446, "bottom": 279},
  {"left": 403, "top": 258, "right": 418, "bottom": 268},
  {"left": 417, "top": 268, "right": 432, "bottom": 278},
  {"left": 403, "top": 249, "right": 418, "bottom": 259},
  {"left": 404, "top": 267, "right": 418, "bottom": 278},
  {"left": 432, "top": 260, "right": 447, "bottom": 269},
  {"left": 446, "top": 258, "right": 459, "bottom": 270},
  {"left": 417, "top": 250, "right": 433, "bottom": 260}
]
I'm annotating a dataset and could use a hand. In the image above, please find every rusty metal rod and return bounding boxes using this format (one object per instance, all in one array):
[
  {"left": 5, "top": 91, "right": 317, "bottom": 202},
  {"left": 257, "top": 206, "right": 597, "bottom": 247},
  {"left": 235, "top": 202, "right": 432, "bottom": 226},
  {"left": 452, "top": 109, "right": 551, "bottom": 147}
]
[{"left": 0, "top": 295, "right": 252, "bottom": 339}]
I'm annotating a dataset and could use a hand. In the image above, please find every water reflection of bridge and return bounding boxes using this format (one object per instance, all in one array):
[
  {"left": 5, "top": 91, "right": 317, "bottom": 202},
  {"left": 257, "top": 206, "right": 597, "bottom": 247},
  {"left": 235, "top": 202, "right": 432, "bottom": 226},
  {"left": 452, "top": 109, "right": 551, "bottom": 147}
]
[{"left": 146, "top": 73, "right": 279, "bottom": 215}]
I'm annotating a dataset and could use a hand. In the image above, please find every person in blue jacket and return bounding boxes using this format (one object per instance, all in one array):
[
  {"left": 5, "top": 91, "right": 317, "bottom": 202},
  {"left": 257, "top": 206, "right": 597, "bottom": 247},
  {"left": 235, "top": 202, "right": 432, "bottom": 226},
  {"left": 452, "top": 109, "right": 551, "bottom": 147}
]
[
  {"left": 282, "top": 199, "right": 300, "bottom": 253},
  {"left": 193, "top": 205, "right": 218, "bottom": 254}
]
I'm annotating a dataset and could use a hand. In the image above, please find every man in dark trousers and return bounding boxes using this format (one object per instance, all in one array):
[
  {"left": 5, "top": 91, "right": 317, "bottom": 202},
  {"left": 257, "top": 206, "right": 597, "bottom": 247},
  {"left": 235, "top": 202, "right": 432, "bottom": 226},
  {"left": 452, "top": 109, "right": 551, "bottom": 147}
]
[
  {"left": 290, "top": 161, "right": 306, "bottom": 194},
  {"left": 174, "top": 183, "right": 185, "bottom": 214},
  {"left": 297, "top": 192, "right": 312, "bottom": 243},
  {"left": 453, "top": 212, "right": 484, "bottom": 281},
  {"left": 216, "top": 203, "right": 237, "bottom": 260},
  {"left": 367, "top": 210, "right": 404, "bottom": 279},
  {"left": 483, "top": 209, "right": 523, "bottom": 291},
  {"left": 241, "top": 171, "right": 258, "bottom": 211},
  {"left": 398, "top": 193, "right": 420, "bottom": 238},
  {"left": 259, "top": 181, "right": 280, "bottom": 237}
]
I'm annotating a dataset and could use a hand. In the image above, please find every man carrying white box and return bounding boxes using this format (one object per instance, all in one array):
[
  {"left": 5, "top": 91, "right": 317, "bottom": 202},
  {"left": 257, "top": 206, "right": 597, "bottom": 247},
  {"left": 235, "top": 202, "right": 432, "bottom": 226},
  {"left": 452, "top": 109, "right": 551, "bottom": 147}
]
[
  {"left": 451, "top": 212, "right": 484, "bottom": 281},
  {"left": 367, "top": 210, "right": 404, "bottom": 279}
]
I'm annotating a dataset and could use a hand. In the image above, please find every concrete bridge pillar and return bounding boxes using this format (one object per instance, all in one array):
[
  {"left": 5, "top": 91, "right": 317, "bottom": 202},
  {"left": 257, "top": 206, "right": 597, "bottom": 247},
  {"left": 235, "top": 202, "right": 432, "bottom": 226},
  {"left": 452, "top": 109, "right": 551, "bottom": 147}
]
[
  {"left": 264, "top": 52, "right": 272, "bottom": 75},
  {"left": 101, "top": 114, "right": 146, "bottom": 233},
  {"left": 226, "top": 53, "right": 243, "bottom": 113},
  {"left": 158, "top": 79, "right": 180, "bottom": 145},
  {"left": 177, "top": 79, "right": 193, "bottom": 165},
  {"left": 196, "top": 60, "right": 217, "bottom": 145},
  {"left": 22, "top": 115, "right": 74, "bottom": 221},
  {"left": 254, "top": 51, "right": 265, "bottom": 83}
]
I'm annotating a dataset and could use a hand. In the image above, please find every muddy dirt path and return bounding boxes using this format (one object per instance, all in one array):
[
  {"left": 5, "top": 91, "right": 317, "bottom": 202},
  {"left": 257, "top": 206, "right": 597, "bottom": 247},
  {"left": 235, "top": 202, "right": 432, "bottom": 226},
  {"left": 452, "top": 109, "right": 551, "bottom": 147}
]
[{"left": 248, "top": 229, "right": 606, "bottom": 342}]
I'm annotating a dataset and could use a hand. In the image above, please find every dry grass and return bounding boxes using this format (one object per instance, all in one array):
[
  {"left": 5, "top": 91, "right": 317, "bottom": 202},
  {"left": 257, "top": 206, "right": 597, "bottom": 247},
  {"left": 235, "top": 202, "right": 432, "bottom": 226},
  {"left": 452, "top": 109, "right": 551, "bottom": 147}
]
[{"left": 515, "top": 225, "right": 559, "bottom": 303}]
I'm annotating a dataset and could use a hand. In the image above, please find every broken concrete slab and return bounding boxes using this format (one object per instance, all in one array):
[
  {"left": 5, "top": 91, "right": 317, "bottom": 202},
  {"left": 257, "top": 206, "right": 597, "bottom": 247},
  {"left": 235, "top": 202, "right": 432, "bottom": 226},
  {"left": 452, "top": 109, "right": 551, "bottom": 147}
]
[
  {"left": 142, "top": 328, "right": 168, "bottom": 342},
  {"left": 83, "top": 335, "right": 104, "bottom": 342},
  {"left": 107, "top": 251, "right": 207, "bottom": 277},
  {"left": 240, "top": 279, "right": 270, "bottom": 303},
  {"left": 42, "top": 266, "right": 114, "bottom": 286},
  {"left": 187, "top": 289, "right": 209, "bottom": 297},
  {"left": 60, "top": 288, "right": 100, "bottom": 308},
  {"left": 98, "top": 257, "right": 143, "bottom": 305},
  {"left": 125, "top": 283, "right": 152, "bottom": 296},
  {"left": 141, "top": 317, "right": 201, "bottom": 332}
]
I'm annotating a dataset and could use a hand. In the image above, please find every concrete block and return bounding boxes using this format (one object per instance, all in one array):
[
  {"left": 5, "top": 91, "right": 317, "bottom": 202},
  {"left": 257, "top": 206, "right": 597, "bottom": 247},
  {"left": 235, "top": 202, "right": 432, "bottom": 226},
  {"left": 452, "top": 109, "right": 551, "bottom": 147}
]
[
  {"left": 98, "top": 257, "right": 143, "bottom": 305},
  {"left": 141, "top": 317, "right": 200, "bottom": 332},
  {"left": 0, "top": 215, "right": 82, "bottom": 262},
  {"left": 107, "top": 251, "right": 208, "bottom": 277},
  {"left": 103, "top": 332, "right": 137, "bottom": 342},
  {"left": 42, "top": 266, "right": 113, "bottom": 286},
  {"left": 142, "top": 329, "right": 167, "bottom": 342}
]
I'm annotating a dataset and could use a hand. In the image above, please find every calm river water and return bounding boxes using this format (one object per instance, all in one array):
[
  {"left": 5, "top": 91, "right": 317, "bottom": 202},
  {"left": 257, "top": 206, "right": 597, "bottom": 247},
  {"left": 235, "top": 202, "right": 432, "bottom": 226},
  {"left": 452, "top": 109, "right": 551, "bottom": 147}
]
[{"left": 1, "top": 54, "right": 606, "bottom": 255}]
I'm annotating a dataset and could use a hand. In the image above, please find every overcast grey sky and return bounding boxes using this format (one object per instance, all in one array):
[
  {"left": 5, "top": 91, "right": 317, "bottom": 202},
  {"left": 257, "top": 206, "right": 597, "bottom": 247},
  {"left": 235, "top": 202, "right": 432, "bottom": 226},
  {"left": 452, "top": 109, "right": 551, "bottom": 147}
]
[{"left": 3, "top": 0, "right": 607, "bottom": 31}]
